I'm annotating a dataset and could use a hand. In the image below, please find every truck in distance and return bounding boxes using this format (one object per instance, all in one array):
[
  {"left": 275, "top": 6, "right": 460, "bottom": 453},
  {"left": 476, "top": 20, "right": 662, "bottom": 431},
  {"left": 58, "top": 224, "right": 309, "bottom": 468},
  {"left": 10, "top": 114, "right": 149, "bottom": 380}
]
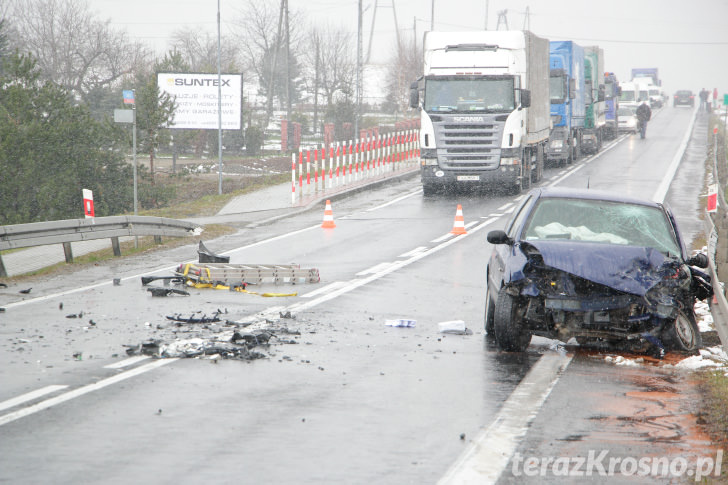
[
  {"left": 545, "top": 40, "right": 585, "bottom": 166},
  {"left": 410, "top": 30, "right": 550, "bottom": 195}
]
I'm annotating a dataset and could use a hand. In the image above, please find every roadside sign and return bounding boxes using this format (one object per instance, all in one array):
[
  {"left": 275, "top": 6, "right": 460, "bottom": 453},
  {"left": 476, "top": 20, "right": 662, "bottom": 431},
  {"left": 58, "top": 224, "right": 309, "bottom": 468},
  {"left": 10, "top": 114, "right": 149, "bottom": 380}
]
[
  {"left": 724, "top": 94, "right": 728, "bottom": 106},
  {"left": 82, "top": 189, "right": 95, "bottom": 218},
  {"left": 708, "top": 184, "right": 718, "bottom": 213},
  {"left": 114, "top": 109, "right": 133, "bottom": 123},
  {"left": 123, "top": 90, "right": 135, "bottom": 104}
]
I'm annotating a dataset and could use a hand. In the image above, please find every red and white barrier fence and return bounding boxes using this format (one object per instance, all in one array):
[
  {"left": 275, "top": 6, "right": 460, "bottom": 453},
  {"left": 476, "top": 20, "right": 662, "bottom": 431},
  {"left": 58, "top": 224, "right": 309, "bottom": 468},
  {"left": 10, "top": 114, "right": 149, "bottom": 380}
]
[{"left": 291, "top": 129, "right": 420, "bottom": 205}]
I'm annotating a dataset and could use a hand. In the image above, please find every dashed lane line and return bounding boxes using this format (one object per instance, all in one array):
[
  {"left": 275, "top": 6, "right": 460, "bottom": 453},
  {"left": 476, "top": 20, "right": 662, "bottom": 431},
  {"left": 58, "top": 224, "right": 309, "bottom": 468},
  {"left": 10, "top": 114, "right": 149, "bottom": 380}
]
[{"left": 0, "top": 359, "right": 177, "bottom": 427}]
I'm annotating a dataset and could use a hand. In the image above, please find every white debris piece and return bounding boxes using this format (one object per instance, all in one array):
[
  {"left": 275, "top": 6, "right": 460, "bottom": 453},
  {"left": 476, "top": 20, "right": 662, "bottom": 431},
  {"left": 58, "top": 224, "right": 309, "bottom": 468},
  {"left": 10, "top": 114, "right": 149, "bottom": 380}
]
[
  {"left": 437, "top": 320, "right": 472, "bottom": 335},
  {"left": 385, "top": 319, "right": 416, "bottom": 327},
  {"left": 604, "top": 355, "right": 643, "bottom": 366}
]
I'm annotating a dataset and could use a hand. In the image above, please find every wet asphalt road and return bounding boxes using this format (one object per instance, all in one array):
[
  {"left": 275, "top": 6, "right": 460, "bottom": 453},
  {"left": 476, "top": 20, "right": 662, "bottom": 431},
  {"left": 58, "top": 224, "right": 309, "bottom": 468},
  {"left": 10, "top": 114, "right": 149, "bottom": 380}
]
[{"left": 0, "top": 105, "right": 713, "bottom": 484}]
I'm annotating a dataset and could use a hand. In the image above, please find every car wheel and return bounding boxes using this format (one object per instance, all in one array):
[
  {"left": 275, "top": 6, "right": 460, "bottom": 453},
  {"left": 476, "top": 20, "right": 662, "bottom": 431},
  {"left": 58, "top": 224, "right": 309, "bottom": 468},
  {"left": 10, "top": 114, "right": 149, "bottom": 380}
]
[
  {"left": 661, "top": 310, "right": 702, "bottom": 353},
  {"left": 493, "top": 287, "right": 532, "bottom": 351},
  {"left": 484, "top": 284, "right": 495, "bottom": 339}
]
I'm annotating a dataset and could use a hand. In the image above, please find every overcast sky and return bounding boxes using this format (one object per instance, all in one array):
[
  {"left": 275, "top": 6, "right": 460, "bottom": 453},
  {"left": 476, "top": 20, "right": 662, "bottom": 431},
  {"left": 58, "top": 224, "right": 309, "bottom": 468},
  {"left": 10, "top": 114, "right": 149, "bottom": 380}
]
[{"left": 93, "top": 0, "right": 728, "bottom": 99}]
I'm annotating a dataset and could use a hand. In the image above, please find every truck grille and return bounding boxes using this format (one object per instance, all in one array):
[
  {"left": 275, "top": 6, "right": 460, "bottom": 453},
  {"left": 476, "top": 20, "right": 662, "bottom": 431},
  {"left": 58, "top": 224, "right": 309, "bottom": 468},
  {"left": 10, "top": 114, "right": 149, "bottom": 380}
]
[{"left": 433, "top": 116, "right": 506, "bottom": 170}]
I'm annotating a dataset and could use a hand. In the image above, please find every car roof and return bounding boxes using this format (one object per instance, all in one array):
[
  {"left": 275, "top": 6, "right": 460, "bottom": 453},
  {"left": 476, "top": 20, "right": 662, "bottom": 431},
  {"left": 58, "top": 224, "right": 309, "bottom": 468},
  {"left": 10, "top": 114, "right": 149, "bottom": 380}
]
[{"left": 529, "top": 186, "right": 662, "bottom": 209}]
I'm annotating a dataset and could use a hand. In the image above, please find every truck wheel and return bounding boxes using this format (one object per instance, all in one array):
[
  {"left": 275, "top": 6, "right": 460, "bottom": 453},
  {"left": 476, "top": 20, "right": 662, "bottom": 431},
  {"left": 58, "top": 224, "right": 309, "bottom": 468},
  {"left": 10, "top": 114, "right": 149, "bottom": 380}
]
[
  {"left": 494, "top": 287, "right": 532, "bottom": 351},
  {"left": 661, "top": 310, "right": 702, "bottom": 354},
  {"left": 531, "top": 145, "right": 544, "bottom": 183},
  {"left": 484, "top": 284, "right": 495, "bottom": 339},
  {"left": 520, "top": 150, "right": 531, "bottom": 191}
]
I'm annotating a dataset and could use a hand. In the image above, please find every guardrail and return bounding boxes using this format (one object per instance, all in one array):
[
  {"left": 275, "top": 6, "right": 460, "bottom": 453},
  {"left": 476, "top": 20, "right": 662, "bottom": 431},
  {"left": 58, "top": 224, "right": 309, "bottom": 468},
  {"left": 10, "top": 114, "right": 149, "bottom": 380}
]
[
  {"left": 0, "top": 216, "right": 200, "bottom": 277},
  {"left": 707, "top": 134, "right": 728, "bottom": 345}
]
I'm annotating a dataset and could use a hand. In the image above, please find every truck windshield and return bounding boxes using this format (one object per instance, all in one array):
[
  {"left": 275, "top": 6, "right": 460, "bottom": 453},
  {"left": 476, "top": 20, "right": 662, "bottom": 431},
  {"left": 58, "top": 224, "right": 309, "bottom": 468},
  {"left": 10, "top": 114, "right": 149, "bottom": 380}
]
[
  {"left": 620, "top": 91, "right": 636, "bottom": 102},
  {"left": 550, "top": 75, "right": 566, "bottom": 104},
  {"left": 424, "top": 77, "right": 515, "bottom": 113}
]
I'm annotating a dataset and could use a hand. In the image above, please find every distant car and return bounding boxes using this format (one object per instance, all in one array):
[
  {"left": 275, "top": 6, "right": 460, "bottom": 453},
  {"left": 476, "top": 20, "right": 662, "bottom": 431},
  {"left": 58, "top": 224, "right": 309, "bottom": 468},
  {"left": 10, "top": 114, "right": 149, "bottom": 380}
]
[
  {"left": 485, "top": 187, "right": 712, "bottom": 354},
  {"left": 648, "top": 87, "right": 663, "bottom": 108},
  {"left": 617, "top": 106, "right": 638, "bottom": 133},
  {"left": 674, "top": 90, "right": 695, "bottom": 107}
]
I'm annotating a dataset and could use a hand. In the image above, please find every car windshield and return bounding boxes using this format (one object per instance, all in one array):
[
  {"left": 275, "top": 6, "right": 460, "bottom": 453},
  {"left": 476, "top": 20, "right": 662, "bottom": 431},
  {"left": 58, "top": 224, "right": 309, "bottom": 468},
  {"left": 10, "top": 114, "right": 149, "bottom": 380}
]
[
  {"left": 522, "top": 198, "right": 681, "bottom": 256},
  {"left": 618, "top": 107, "right": 635, "bottom": 116}
]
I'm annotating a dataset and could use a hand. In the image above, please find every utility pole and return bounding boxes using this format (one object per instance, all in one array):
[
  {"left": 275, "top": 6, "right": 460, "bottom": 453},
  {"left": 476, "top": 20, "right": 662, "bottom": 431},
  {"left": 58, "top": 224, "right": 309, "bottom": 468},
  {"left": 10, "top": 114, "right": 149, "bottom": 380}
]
[
  {"left": 431, "top": 0, "right": 434, "bottom": 30},
  {"left": 216, "top": 0, "right": 223, "bottom": 195},
  {"left": 496, "top": 9, "right": 508, "bottom": 30},
  {"left": 356, "top": 0, "right": 362, "bottom": 137},
  {"left": 522, "top": 6, "right": 530, "bottom": 31},
  {"left": 285, "top": 0, "right": 292, "bottom": 149},
  {"left": 265, "top": 0, "right": 285, "bottom": 130},
  {"left": 366, "top": 0, "right": 402, "bottom": 64},
  {"left": 484, "top": 0, "right": 489, "bottom": 30},
  {"left": 313, "top": 41, "right": 319, "bottom": 136}
]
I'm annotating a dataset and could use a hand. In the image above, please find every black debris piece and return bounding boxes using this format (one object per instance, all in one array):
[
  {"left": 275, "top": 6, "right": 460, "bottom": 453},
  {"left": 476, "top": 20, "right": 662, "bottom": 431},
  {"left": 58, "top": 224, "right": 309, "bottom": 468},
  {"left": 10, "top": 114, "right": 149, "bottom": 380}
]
[
  {"left": 124, "top": 340, "right": 161, "bottom": 356},
  {"left": 65, "top": 314, "right": 78, "bottom": 319},
  {"left": 59, "top": 302, "right": 63, "bottom": 310},
  {"left": 166, "top": 314, "right": 221, "bottom": 324},
  {"left": 198, "top": 241, "right": 230, "bottom": 263},
  {"left": 231, "top": 331, "right": 272, "bottom": 345},
  {"left": 279, "top": 311, "right": 296, "bottom": 319},
  {"left": 141, "top": 276, "right": 183, "bottom": 286},
  {"left": 0, "top": 283, "right": 7, "bottom": 288},
  {"left": 19, "top": 288, "right": 31, "bottom": 294},
  {"left": 147, "top": 288, "right": 190, "bottom": 297}
]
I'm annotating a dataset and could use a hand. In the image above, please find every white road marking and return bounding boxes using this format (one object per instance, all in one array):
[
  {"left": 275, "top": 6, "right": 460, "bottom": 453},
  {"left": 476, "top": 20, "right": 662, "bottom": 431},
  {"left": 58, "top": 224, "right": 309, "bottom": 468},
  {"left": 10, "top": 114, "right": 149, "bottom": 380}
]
[
  {"left": 300, "top": 281, "right": 349, "bottom": 298},
  {"left": 398, "top": 246, "right": 428, "bottom": 258},
  {"left": 356, "top": 262, "right": 394, "bottom": 276},
  {"left": 438, "top": 353, "right": 573, "bottom": 484},
  {"left": 103, "top": 355, "right": 150, "bottom": 369},
  {"left": 0, "top": 359, "right": 177, "bottom": 427},
  {"left": 0, "top": 385, "right": 68, "bottom": 413},
  {"left": 431, "top": 233, "right": 455, "bottom": 243},
  {"left": 652, "top": 109, "right": 698, "bottom": 203},
  {"left": 496, "top": 203, "right": 514, "bottom": 211}
]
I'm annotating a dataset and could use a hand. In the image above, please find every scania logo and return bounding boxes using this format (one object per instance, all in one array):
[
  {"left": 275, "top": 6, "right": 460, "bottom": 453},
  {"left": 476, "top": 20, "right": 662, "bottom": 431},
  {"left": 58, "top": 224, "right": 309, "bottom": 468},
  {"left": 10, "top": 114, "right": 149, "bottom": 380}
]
[{"left": 453, "top": 116, "right": 484, "bottom": 122}]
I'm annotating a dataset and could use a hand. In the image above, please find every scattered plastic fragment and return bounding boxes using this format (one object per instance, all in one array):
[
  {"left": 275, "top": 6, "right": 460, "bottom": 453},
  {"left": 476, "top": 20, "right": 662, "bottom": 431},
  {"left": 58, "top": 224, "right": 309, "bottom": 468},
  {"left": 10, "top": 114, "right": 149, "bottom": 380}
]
[
  {"left": 385, "top": 319, "right": 416, "bottom": 327},
  {"left": 438, "top": 320, "right": 472, "bottom": 335}
]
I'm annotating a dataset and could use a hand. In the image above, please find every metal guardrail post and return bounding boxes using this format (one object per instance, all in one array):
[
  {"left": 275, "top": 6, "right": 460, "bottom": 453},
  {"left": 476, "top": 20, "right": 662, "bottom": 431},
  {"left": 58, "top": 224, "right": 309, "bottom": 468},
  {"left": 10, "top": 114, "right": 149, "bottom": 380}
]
[
  {"left": 111, "top": 237, "right": 121, "bottom": 257},
  {"left": 62, "top": 242, "right": 73, "bottom": 263},
  {"left": 0, "top": 252, "right": 7, "bottom": 277}
]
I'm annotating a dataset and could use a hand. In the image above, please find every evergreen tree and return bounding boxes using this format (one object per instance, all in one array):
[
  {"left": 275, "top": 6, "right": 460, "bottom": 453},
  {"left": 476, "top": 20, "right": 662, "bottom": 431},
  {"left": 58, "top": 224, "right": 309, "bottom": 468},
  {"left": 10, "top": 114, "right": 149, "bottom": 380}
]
[{"left": 0, "top": 52, "right": 132, "bottom": 223}]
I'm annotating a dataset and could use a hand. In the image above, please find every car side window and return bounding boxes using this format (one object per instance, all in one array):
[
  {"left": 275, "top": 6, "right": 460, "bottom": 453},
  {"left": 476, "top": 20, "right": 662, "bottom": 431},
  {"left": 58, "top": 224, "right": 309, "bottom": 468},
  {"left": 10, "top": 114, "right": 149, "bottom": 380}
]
[{"left": 506, "top": 195, "right": 533, "bottom": 238}]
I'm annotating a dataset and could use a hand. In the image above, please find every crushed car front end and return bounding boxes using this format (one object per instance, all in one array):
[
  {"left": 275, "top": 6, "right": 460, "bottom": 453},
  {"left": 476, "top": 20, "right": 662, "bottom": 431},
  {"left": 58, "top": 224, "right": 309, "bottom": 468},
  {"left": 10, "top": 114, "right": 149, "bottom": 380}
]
[{"left": 507, "top": 240, "right": 706, "bottom": 352}]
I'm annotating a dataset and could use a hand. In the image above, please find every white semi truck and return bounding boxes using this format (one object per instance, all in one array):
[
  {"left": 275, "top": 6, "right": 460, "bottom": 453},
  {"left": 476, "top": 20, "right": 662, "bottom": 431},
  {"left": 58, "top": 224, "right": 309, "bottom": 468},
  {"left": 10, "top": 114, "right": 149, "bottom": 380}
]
[{"left": 409, "top": 30, "right": 551, "bottom": 195}]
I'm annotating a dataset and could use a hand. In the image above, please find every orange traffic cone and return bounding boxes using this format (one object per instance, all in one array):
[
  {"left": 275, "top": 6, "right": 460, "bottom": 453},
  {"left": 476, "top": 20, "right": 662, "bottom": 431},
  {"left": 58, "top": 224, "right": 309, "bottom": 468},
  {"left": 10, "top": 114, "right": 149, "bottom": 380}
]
[
  {"left": 450, "top": 204, "right": 467, "bottom": 235},
  {"left": 321, "top": 199, "right": 336, "bottom": 228}
]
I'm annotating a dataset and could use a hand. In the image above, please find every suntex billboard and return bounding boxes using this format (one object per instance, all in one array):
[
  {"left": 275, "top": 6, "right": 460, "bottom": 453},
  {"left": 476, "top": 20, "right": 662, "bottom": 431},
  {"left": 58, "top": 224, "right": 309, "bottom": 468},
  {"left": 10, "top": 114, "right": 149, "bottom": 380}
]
[{"left": 157, "top": 73, "right": 242, "bottom": 130}]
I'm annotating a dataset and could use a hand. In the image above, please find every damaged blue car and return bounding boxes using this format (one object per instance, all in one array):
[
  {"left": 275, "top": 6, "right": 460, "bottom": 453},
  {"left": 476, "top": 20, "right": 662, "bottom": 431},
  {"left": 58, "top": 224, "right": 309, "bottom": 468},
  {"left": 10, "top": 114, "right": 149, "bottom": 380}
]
[{"left": 485, "top": 187, "right": 712, "bottom": 354}]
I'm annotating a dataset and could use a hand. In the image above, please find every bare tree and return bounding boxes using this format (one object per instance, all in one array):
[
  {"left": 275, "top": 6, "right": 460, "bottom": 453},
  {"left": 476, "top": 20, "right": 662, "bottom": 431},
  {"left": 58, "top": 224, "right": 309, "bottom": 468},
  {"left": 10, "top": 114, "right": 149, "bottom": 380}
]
[
  {"left": 304, "top": 25, "right": 355, "bottom": 107},
  {"left": 7, "top": 0, "right": 147, "bottom": 101},
  {"left": 169, "top": 28, "right": 240, "bottom": 73},
  {"left": 383, "top": 32, "right": 422, "bottom": 115},
  {"left": 232, "top": 0, "right": 304, "bottom": 125}
]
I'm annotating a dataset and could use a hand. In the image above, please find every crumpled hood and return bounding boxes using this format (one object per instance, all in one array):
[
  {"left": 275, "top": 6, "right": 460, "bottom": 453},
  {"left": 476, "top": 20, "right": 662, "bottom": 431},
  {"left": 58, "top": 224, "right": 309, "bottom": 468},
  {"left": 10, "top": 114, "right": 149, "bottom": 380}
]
[{"left": 518, "top": 240, "right": 678, "bottom": 296}]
